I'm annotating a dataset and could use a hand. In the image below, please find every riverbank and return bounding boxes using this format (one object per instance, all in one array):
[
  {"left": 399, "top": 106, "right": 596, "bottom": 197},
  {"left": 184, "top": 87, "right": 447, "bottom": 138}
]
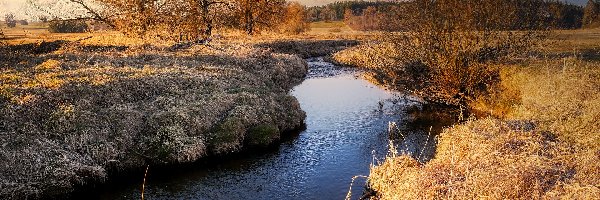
[
  {"left": 87, "top": 56, "right": 412, "bottom": 199},
  {"left": 0, "top": 37, "right": 356, "bottom": 199},
  {"left": 335, "top": 30, "right": 600, "bottom": 198}
]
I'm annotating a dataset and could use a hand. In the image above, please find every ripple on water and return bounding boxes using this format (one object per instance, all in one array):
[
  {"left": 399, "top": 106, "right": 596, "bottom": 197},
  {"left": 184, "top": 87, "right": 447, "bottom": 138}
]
[{"left": 96, "top": 57, "right": 436, "bottom": 200}]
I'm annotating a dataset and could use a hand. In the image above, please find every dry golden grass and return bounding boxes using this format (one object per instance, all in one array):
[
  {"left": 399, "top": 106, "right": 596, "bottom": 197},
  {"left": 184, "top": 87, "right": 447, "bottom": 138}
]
[
  {"left": 0, "top": 32, "right": 317, "bottom": 199},
  {"left": 371, "top": 118, "right": 600, "bottom": 199},
  {"left": 0, "top": 22, "right": 109, "bottom": 45},
  {"left": 308, "top": 21, "right": 354, "bottom": 34},
  {"left": 545, "top": 28, "right": 600, "bottom": 52},
  {"left": 368, "top": 30, "right": 600, "bottom": 199},
  {"left": 1, "top": 21, "right": 374, "bottom": 48},
  {"left": 332, "top": 40, "right": 400, "bottom": 69},
  {"left": 510, "top": 59, "right": 600, "bottom": 188}
]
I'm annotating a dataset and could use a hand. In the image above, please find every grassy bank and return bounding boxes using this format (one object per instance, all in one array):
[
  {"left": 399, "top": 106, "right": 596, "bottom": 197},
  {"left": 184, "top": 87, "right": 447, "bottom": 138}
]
[
  {"left": 336, "top": 30, "right": 600, "bottom": 198},
  {"left": 0, "top": 37, "right": 316, "bottom": 199}
]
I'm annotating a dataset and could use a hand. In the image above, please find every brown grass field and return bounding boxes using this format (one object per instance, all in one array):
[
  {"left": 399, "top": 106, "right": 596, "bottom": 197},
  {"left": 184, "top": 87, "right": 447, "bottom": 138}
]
[
  {"left": 1, "top": 22, "right": 599, "bottom": 199},
  {"left": 340, "top": 29, "right": 600, "bottom": 199},
  {"left": 0, "top": 23, "right": 319, "bottom": 199}
]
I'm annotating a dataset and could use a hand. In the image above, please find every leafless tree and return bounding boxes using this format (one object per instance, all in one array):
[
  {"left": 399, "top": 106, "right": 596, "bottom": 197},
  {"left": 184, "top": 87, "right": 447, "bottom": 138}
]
[{"left": 4, "top": 14, "right": 16, "bottom": 28}]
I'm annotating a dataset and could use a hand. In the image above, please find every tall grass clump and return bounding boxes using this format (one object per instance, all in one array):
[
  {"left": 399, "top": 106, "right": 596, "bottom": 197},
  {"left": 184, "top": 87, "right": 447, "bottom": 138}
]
[
  {"left": 509, "top": 58, "right": 600, "bottom": 190},
  {"left": 368, "top": 53, "right": 600, "bottom": 199},
  {"left": 357, "top": 1, "right": 599, "bottom": 198},
  {"left": 370, "top": 118, "right": 586, "bottom": 199},
  {"left": 0, "top": 40, "right": 308, "bottom": 199},
  {"left": 335, "top": 0, "right": 549, "bottom": 106}
]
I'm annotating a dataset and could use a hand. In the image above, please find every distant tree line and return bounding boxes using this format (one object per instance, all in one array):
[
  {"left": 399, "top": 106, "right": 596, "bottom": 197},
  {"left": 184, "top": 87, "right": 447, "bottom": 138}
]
[
  {"left": 311, "top": 0, "right": 600, "bottom": 31},
  {"left": 343, "top": 4, "right": 407, "bottom": 31},
  {"left": 545, "top": 1, "right": 584, "bottom": 29},
  {"left": 29, "top": 0, "right": 309, "bottom": 39},
  {"left": 306, "top": 1, "right": 399, "bottom": 22}
]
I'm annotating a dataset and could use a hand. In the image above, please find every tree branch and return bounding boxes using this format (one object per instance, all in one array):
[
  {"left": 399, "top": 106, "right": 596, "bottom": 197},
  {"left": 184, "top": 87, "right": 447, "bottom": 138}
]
[{"left": 68, "top": 0, "right": 115, "bottom": 28}]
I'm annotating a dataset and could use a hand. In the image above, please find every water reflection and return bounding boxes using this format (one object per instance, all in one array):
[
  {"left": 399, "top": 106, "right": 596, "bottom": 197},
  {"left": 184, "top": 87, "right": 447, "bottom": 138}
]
[{"left": 96, "top": 57, "right": 440, "bottom": 200}]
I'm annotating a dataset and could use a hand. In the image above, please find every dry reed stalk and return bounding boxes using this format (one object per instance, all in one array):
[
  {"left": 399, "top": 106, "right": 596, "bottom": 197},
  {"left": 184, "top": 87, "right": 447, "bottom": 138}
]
[{"left": 141, "top": 165, "right": 149, "bottom": 200}]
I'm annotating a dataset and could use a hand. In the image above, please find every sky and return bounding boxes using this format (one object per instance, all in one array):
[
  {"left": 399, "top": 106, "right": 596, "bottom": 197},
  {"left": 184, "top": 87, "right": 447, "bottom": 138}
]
[
  {"left": 0, "top": 0, "right": 591, "bottom": 21},
  {"left": 298, "top": 0, "right": 346, "bottom": 7}
]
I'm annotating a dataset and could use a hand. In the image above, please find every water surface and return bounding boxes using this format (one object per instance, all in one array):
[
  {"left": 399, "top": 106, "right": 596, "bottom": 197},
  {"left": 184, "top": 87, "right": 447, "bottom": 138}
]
[{"left": 97, "top": 57, "right": 435, "bottom": 200}]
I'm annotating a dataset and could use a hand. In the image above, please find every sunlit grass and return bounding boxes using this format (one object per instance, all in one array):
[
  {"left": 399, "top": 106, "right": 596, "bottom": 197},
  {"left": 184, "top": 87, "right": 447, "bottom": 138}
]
[
  {"left": 0, "top": 34, "right": 310, "bottom": 199},
  {"left": 306, "top": 21, "right": 359, "bottom": 36},
  {"left": 368, "top": 30, "right": 600, "bottom": 199}
]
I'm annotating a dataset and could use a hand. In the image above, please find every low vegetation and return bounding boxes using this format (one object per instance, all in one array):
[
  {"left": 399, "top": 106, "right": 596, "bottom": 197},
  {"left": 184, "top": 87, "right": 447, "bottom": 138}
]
[
  {"left": 4, "top": 14, "right": 17, "bottom": 28},
  {"left": 326, "top": 0, "right": 600, "bottom": 199},
  {"left": 48, "top": 19, "right": 88, "bottom": 33},
  {"left": 335, "top": 0, "right": 548, "bottom": 106},
  {"left": 2, "top": 0, "right": 599, "bottom": 199},
  {"left": 369, "top": 52, "right": 600, "bottom": 199},
  {"left": 0, "top": 37, "right": 315, "bottom": 199}
]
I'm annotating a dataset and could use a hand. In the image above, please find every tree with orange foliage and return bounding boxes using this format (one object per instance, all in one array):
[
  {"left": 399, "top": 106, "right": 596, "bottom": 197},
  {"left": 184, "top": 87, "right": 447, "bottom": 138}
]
[
  {"left": 235, "top": 0, "right": 285, "bottom": 35},
  {"left": 279, "top": 2, "right": 310, "bottom": 34},
  {"left": 583, "top": 0, "right": 600, "bottom": 28}
]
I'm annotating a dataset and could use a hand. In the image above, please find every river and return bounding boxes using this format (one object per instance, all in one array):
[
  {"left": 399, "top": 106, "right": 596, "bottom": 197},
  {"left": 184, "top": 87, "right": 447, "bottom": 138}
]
[{"left": 94, "top": 57, "right": 437, "bottom": 200}]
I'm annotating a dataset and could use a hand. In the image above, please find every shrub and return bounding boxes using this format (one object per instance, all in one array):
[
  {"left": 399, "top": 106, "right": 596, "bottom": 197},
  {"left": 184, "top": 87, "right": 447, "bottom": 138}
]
[
  {"left": 399, "top": 0, "right": 548, "bottom": 104},
  {"left": 4, "top": 14, "right": 16, "bottom": 28},
  {"left": 6, "top": 21, "right": 16, "bottom": 28},
  {"left": 0, "top": 42, "right": 308, "bottom": 198},
  {"left": 583, "top": 0, "right": 600, "bottom": 28},
  {"left": 369, "top": 58, "right": 600, "bottom": 200},
  {"left": 18, "top": 20, "right": 28, "bottom": 25},
  {"left": 48, "top": 20, "right": 88, "bottom": 33},
  {"left": 278, "top": 2, "right": 310, "bottom": 35},
  {"left": 336, "top": 0, "right": 548, "bottom": 106}
]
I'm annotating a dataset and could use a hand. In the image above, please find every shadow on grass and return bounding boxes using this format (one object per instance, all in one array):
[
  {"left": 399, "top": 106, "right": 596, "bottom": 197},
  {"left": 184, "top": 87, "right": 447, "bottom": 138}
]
[
  {"left": 534, "top": 47, "right": 600, "bottom": 62},
  {"left": 255, "top": 39, "right": 359, "bottom": 58},
  {"left": 0, "top": 41, "right": 309, "bottom": 199},
  {"left": 579, "top": 48, "right": 600, "bottom": 61}
]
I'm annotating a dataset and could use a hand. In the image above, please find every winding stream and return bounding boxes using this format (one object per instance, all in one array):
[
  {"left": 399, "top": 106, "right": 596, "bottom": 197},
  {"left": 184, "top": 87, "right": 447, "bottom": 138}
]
[{"left": 95, "top": 58, "right": 438, "bottom": 200}]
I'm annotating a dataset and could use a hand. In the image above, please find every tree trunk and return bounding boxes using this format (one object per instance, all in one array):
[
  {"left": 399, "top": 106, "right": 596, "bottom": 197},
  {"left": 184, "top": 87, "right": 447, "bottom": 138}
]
[
  {"left": 201, "top": 1, "right": 212, "bottom": 36},
  {"left": 245, "top": 9, "right": 253, "bottom": 34},
  {"left": 138, "top": 0, "right": 147, "bottom": 35}
]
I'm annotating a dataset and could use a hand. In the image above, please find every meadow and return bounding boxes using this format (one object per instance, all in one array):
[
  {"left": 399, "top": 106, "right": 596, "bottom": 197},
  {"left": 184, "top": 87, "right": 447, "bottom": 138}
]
[
  {"left": 1, "top": 14, "right": 599, "bottom": 199},
  {"left": 333, "top": 28, "right": 600, "bottom": 199},
  {"left": 0, "top": 22, "right": 319, "bottom": 199}
]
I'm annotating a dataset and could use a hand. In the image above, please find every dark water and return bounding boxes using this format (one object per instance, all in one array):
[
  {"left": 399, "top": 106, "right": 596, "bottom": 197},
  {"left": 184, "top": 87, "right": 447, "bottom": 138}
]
[{"left": 96, "top": 57, "right": 438, "bottom": 200}]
